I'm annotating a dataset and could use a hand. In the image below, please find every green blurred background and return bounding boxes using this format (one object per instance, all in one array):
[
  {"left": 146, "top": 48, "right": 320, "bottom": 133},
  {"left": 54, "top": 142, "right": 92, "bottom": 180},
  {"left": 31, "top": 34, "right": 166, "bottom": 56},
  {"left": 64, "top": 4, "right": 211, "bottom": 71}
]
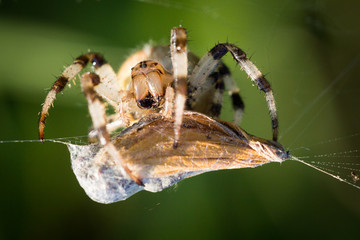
[{"left": 1, "top": 0, "right": 360, "bottom": 239}]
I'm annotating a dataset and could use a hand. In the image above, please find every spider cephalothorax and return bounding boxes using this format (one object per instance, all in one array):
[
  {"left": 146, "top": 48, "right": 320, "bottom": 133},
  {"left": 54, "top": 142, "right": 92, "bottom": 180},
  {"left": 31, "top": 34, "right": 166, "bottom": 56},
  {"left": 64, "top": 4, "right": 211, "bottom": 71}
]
[
  {"left": 131, "top": 60, "right": 172, "bottom": 109},
  {"left": 39, "top": 27, "right": 279, "bottom": 185}
]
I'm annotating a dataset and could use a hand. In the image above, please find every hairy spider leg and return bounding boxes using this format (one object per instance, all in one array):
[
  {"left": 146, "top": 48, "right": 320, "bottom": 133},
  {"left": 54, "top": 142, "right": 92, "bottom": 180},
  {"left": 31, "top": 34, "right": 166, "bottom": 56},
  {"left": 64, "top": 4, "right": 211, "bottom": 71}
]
[
  {"left": 161, "top": 86, "right": 175, "bottom": 119},
  {"left": 187, "top": 43, "right": 278, "bottom": 141},
  {"left": 219, "top": 63, "right": 245, "bottom": 125},
  {"left": 187, "top": 62, "right": 245, "bottom": 125},
  {"left": 39, "top": 53, "right": 122, "bottom": 140},
  {"left": 88, "top": 117, "right": 129, "bottom": 142},
  {"left": 204, "top": 71, "right": 224, "bottom": 117},
  {"left": 170, "top": 27, "right": 188, "bottom": 148},
  {"left": 80, "top": 72, "right": 143, "bottom": 185}
]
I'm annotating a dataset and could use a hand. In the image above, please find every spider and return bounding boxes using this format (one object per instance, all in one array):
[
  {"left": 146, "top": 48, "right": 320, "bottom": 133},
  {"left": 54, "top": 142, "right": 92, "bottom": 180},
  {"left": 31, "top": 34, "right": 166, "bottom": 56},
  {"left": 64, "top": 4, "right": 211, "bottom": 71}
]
[{"left": 38, "top": 27, "right": 279, "bottom": 186}]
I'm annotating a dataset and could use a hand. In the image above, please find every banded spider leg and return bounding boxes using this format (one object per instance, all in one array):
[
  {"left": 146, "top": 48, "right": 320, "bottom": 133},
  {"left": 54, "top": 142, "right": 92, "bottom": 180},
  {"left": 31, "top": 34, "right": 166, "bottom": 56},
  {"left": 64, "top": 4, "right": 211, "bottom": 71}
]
[
  {"left": 38, "top": 53, "right": 143, "bottom": 185},
  {"left": 170, "top": 27, "right": 188, "bottom": 148},
  {"left": 187, "top": 43, "right": 278, "bottom": 141},
  {"left": 80, "top": 72, "right": 142, "bottom": 185}
]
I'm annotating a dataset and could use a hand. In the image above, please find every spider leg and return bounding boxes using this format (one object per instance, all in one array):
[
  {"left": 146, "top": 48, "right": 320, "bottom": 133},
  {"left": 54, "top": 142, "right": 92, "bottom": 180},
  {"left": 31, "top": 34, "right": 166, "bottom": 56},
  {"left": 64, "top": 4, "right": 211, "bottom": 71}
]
[
  {"left": 188, "top": 63, "right": 245, "bottom": 125},
  {"left": 80, "top": 72, "right": 143, "bottom": 186},
  {"left": 88, "top": 118, "right": 127, "bottom": 142},
  {"left": 207, "top": 72, "right": 225, "bottom": 117},
  {"left": 39, "top": 53, "right": 120, "bottom": 140},
  {"left": 170, "top": 27, "right": 188, "bottom": 148},
  {"left": 88, "top": 90, "right": 137, "bottom": 142},
  {"left": 219, "top": 64, "right": 245, "bottom": 125},
  {"left": 188, "top": 43, "right": 278, "bottom": 141},
  {"left": 161, "top": 86, "right": 175, "bottom": 119}
]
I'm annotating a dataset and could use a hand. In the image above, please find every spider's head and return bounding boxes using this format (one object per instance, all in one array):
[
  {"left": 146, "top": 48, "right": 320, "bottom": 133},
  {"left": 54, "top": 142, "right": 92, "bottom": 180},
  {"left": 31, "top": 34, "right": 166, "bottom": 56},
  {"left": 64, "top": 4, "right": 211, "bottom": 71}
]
[{"left": 131, "top": 60, "right": 170, "bottom": 109}]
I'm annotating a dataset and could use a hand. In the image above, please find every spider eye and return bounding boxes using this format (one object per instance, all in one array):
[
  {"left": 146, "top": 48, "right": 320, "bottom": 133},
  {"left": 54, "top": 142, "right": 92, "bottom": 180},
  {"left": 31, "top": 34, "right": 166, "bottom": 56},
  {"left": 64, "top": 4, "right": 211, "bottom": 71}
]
[{"left": 139, "top": 61, "right": 147, "bottom": 68}]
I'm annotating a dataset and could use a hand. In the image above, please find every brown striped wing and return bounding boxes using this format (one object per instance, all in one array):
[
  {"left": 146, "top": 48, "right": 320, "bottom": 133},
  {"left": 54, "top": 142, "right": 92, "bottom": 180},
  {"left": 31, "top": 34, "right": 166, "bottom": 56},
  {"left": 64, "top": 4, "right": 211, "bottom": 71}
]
[{"left": 69, "top": 111, "right": 288, "bottom": 203}]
